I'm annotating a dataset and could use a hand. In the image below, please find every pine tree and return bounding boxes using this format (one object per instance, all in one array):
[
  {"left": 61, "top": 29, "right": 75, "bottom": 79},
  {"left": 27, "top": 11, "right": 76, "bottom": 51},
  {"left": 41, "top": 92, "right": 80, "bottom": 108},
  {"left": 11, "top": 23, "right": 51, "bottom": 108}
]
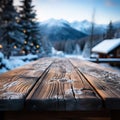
[
  {"left": 0, "top": 0, "right": 8, "bottom": 13},
  {"left": 82, "top": 9, "right": 95, "bottom": 58},
  {"left": 73, "top": 44, "right": 81, "bottom": 55},
  {"left": 41, "top": 36, "right": 52, "bottom": 55},
  {"left": 82, "top": 39, "right": 91, "bottom": 58},
  {"left": 0, "top": 0, "right": 6, "bottom": 36},
  {"left": 0, "top": 1, "right": 4, "bottom": 20},
  {"left": 19, "top": 0, "right": 43, "bottom": 55},
  {"left": 105, "top": 21, "right": 115, "bottom": 39},
  {"left": 0, "top": 0, "right": 25, "bottom": 59}
]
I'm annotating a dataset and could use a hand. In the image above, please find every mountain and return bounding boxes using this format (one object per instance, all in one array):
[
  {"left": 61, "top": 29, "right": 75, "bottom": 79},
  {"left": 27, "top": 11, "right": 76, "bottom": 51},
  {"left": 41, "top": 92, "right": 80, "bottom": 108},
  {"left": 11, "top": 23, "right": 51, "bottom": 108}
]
[
  {"left": 113, "top": 21, "right": 120, "bottom": 29},
  {"left": 39, "top": 18, "right": 87, "bottom": 42},
  {"left": 71, "top": 20, "right": 91, "bottom": 34},
  {"left": 71, "top": 20, "right": 107, "bottom": 35},
  {"left": 38, "top": 18, "right": 120, "bottom": 54},
  {"left": 39, "top": 18, "right": 120, "bottom": 42}
]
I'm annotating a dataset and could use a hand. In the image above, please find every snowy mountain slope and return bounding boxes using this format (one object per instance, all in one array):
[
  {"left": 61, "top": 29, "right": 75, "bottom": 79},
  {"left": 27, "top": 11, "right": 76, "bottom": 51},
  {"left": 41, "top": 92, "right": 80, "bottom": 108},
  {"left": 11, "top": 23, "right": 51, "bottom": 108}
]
[
  {"left": 39, "top": 19, "right": 87, "bottom": 41},
  {"left": 39, "top": 18, "right": 120, "bottom": 41},
  {"left": 71, "top": 20, "right": 91, "bottom": 33},
  {"left": 40, "top": 18, "right": 69, "bottom": 28},
  {"left": 71, "top": 20, "right": 107, "bottom": 35},
  {"left": 113, "top": 21, "right": 120, "bottom": 29}
]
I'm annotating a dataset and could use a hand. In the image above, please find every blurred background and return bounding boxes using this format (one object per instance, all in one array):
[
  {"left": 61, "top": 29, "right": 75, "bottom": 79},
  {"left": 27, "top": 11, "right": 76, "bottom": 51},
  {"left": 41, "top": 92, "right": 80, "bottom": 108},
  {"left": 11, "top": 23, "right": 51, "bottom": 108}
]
[{"left": 0, "top": 0, "right": 120, "bottom": 73}]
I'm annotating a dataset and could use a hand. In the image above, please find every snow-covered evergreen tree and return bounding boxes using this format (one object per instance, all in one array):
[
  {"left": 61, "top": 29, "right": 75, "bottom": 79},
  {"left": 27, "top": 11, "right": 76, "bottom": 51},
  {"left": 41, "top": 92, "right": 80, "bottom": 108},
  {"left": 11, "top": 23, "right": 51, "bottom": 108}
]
[
  {"left": 73, "top": 44, "right": 81, "bottom": 55},
  {"left": 0, "top": 1, "right": 4, "bottom": 22},
  {"left": 19, "top": 0, "right": 43, "bottom": 55},
  {"left": 105, "top": 21, "right": 115, "bottom": 39},
  {"left": 41, "top": 36, "right": 52, "bottom": 55},
  {"left": 82, "top": 9, "right": 95, "bottom": 58},
  {"left": 0, "top": 0, "right": 8, "bottom": 14},
  {"left": 82, "top": 40, "right": 91, "bottom": 58},
  {"left": 64, "top": 40, "right": 74, "bottom": 54},
  {"left": 0, "top": 0, "right": 7, "bottom": 37},
  {"left": 0, "top": 0, "right": 25, "bottom": 59},
  {"left": 114, "top": 29, "right": 120, "bottom": 38}
]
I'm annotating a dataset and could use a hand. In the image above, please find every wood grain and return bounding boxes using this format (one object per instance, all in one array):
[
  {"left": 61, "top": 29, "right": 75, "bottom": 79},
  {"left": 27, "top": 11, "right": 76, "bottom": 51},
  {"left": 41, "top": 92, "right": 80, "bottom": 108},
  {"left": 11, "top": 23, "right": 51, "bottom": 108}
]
[
  {"left": 0, "top": 58, "right": 54, "bottom": 110},
  {"left": 69, "top": 58, "right": 120, "bottom": 109},
  {"left": 26, "top": 58, "right": 102, "bottom": 111},
  {"left": 0, "top": 57, "right": 120, "bottom": 112},
  {"left": 69, "top": 58, "right": 120, "bottom": 92}
]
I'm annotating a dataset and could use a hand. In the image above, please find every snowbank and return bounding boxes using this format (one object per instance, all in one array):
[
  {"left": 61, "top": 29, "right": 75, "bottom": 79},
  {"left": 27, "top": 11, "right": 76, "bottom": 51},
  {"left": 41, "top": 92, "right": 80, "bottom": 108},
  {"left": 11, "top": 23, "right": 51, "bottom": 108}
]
[
  {"left": 51, "top": 47, "right": 64, "bottom": 57},
  {"left": 10, "top": 54, "right": 38, "bottom": 61},
  {"left": 0, "top": 53, "right": 38, "bottom": 74}
]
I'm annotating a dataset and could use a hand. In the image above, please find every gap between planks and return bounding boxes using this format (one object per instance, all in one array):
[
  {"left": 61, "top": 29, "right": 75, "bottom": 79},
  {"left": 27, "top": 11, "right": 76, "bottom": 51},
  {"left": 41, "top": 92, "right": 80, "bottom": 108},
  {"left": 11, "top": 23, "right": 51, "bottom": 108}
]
[
  {"left": 26, "top": 58, "right": 103, "bottom": 111},
  {"left": 0, "top": 58, "right": 55, "bottom": 110},
  {"left": 69, "top": 58, "right": 120, "bottom": 110}
]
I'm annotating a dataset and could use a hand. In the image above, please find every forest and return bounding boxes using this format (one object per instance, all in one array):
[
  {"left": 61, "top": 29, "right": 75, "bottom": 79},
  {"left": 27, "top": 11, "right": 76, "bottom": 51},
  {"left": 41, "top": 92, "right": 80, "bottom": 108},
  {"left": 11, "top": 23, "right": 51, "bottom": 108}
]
[{"left": 0, "top": 0, "right": 120, "bottom": 73}]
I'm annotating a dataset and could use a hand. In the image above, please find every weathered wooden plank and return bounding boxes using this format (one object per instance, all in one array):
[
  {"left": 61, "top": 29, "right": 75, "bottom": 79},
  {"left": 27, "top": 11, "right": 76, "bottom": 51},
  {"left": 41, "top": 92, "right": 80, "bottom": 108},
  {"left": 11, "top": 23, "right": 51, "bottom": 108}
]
[
  {"left": 69, "top": 58, "right": 120, "bottom": 92},
  {"left": 26, "top": 59, "right": 66, "bottom": 110},
  {"left": 26, "top": 58, "right": 102, "bottom": 111},
  {"left": 82, "top": 73, "right": 120, "bottom": 109},
  {"left": 1, "top": 57, "right": 119, "bottom": 111},
  {"left": 0, "top": 58, "right": 54, "bottom": 110},
  {"left": 69, "top": 58, "right": 120, "bottom": 109}
]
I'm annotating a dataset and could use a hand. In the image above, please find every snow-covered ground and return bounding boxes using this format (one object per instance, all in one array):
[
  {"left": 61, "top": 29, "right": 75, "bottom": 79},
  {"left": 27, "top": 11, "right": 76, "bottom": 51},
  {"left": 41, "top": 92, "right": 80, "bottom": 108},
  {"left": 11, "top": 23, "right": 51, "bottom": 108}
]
[
  {"left": 0, "top": 52, "right": 38, "bottom": 74},
  {"left": 0, "top": 50, "right": 120, "bottom": 74},
  {"left": 65, "top": 54, "right": 84, "bottom": 60},
  {"left": 0, "top": 48, "right": 64, "bottom": 74}
]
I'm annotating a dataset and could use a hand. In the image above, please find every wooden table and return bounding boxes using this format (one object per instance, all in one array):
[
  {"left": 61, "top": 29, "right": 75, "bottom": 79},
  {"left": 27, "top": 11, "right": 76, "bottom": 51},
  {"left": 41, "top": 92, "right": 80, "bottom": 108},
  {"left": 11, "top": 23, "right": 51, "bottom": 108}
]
[{"left": 0, "top": 58, "right": 120, "bottom": 120}]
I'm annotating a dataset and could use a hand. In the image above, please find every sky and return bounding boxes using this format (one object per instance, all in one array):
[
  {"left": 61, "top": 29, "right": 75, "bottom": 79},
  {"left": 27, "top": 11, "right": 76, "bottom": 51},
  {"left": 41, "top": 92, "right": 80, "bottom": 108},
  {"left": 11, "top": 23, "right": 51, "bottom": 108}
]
[{"left": 14, "top": 0, "right": 120, "bottom": 24}]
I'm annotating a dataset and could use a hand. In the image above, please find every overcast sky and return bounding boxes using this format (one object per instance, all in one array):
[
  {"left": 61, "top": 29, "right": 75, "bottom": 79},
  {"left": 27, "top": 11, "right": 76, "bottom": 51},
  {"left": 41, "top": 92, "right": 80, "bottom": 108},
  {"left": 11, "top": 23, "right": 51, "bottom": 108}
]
[{"left": 14, "top": 0, "right": 120, "bottom": 24}]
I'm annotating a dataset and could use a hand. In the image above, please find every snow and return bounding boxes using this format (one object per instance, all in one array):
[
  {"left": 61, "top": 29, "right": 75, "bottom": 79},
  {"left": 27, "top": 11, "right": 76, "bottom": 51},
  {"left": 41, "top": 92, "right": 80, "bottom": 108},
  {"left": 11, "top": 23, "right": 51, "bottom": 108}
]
[
  {"left": 0, "top": 52, "right": 4, "bottom": 59},
  {"left": 65, "top": 54, "right": 85, "bottom": 60},
  {"left": 92, "top": 38, "right": 120, "bottom": 54},
  {"left": 64, "top": 54, "right": 120, "bottom": 72},
  {"left": 71, "top": 20, "right": 92, "bottom": 32},
  {"left": 0, "top": 49, "right": 119, "bottom": 75},
  {"left": 87, "top": 58, "right": 120, "bottom": 62},
  {"left": 3, "top": 81, "right": 21, "bottom": 89},
  {"left": 99, "top": 63, "right": 120, "bottom": 72},
  {"left": 51, "top": 47, "right": 64, "bottom": 57},
  {"left": 40, "top": 18, "right": 69, "bottom": 28},
  {"left": 0, "top": 54, "right": 38, "bottom": 74},
  {"left": 65, "top": 88, "right": 82, "bottom": 95},
  {"left": 74, "top": 88, "right": 83, "bottom": 95},
  {"left": 10, "top": 54, "right": 38, "bottom": 61},
  {"left": 73, "top": 44, "right": 82, "bottom": 55},
  {"left": 71, "top": 20, "right": 106, "bottom": 35},
  {"left": 3, "top": 59, "right": 26, "bottom": 70},
  {"left": 0, "top": 68, "right": 7, "bottom": 73},
  {"left": 0, "top": 58, "right": 27, "bottom": 74},
  {"left": 0, "top": 92, "right": 23, "bottom": 99}
]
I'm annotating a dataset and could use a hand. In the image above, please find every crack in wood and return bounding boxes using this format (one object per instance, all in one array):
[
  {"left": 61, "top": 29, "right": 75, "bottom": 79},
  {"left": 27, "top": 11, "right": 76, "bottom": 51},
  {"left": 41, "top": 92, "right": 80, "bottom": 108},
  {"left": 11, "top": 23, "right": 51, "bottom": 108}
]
[{"left": 1, "top": 58, "right": 119, "bottom": 111}]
